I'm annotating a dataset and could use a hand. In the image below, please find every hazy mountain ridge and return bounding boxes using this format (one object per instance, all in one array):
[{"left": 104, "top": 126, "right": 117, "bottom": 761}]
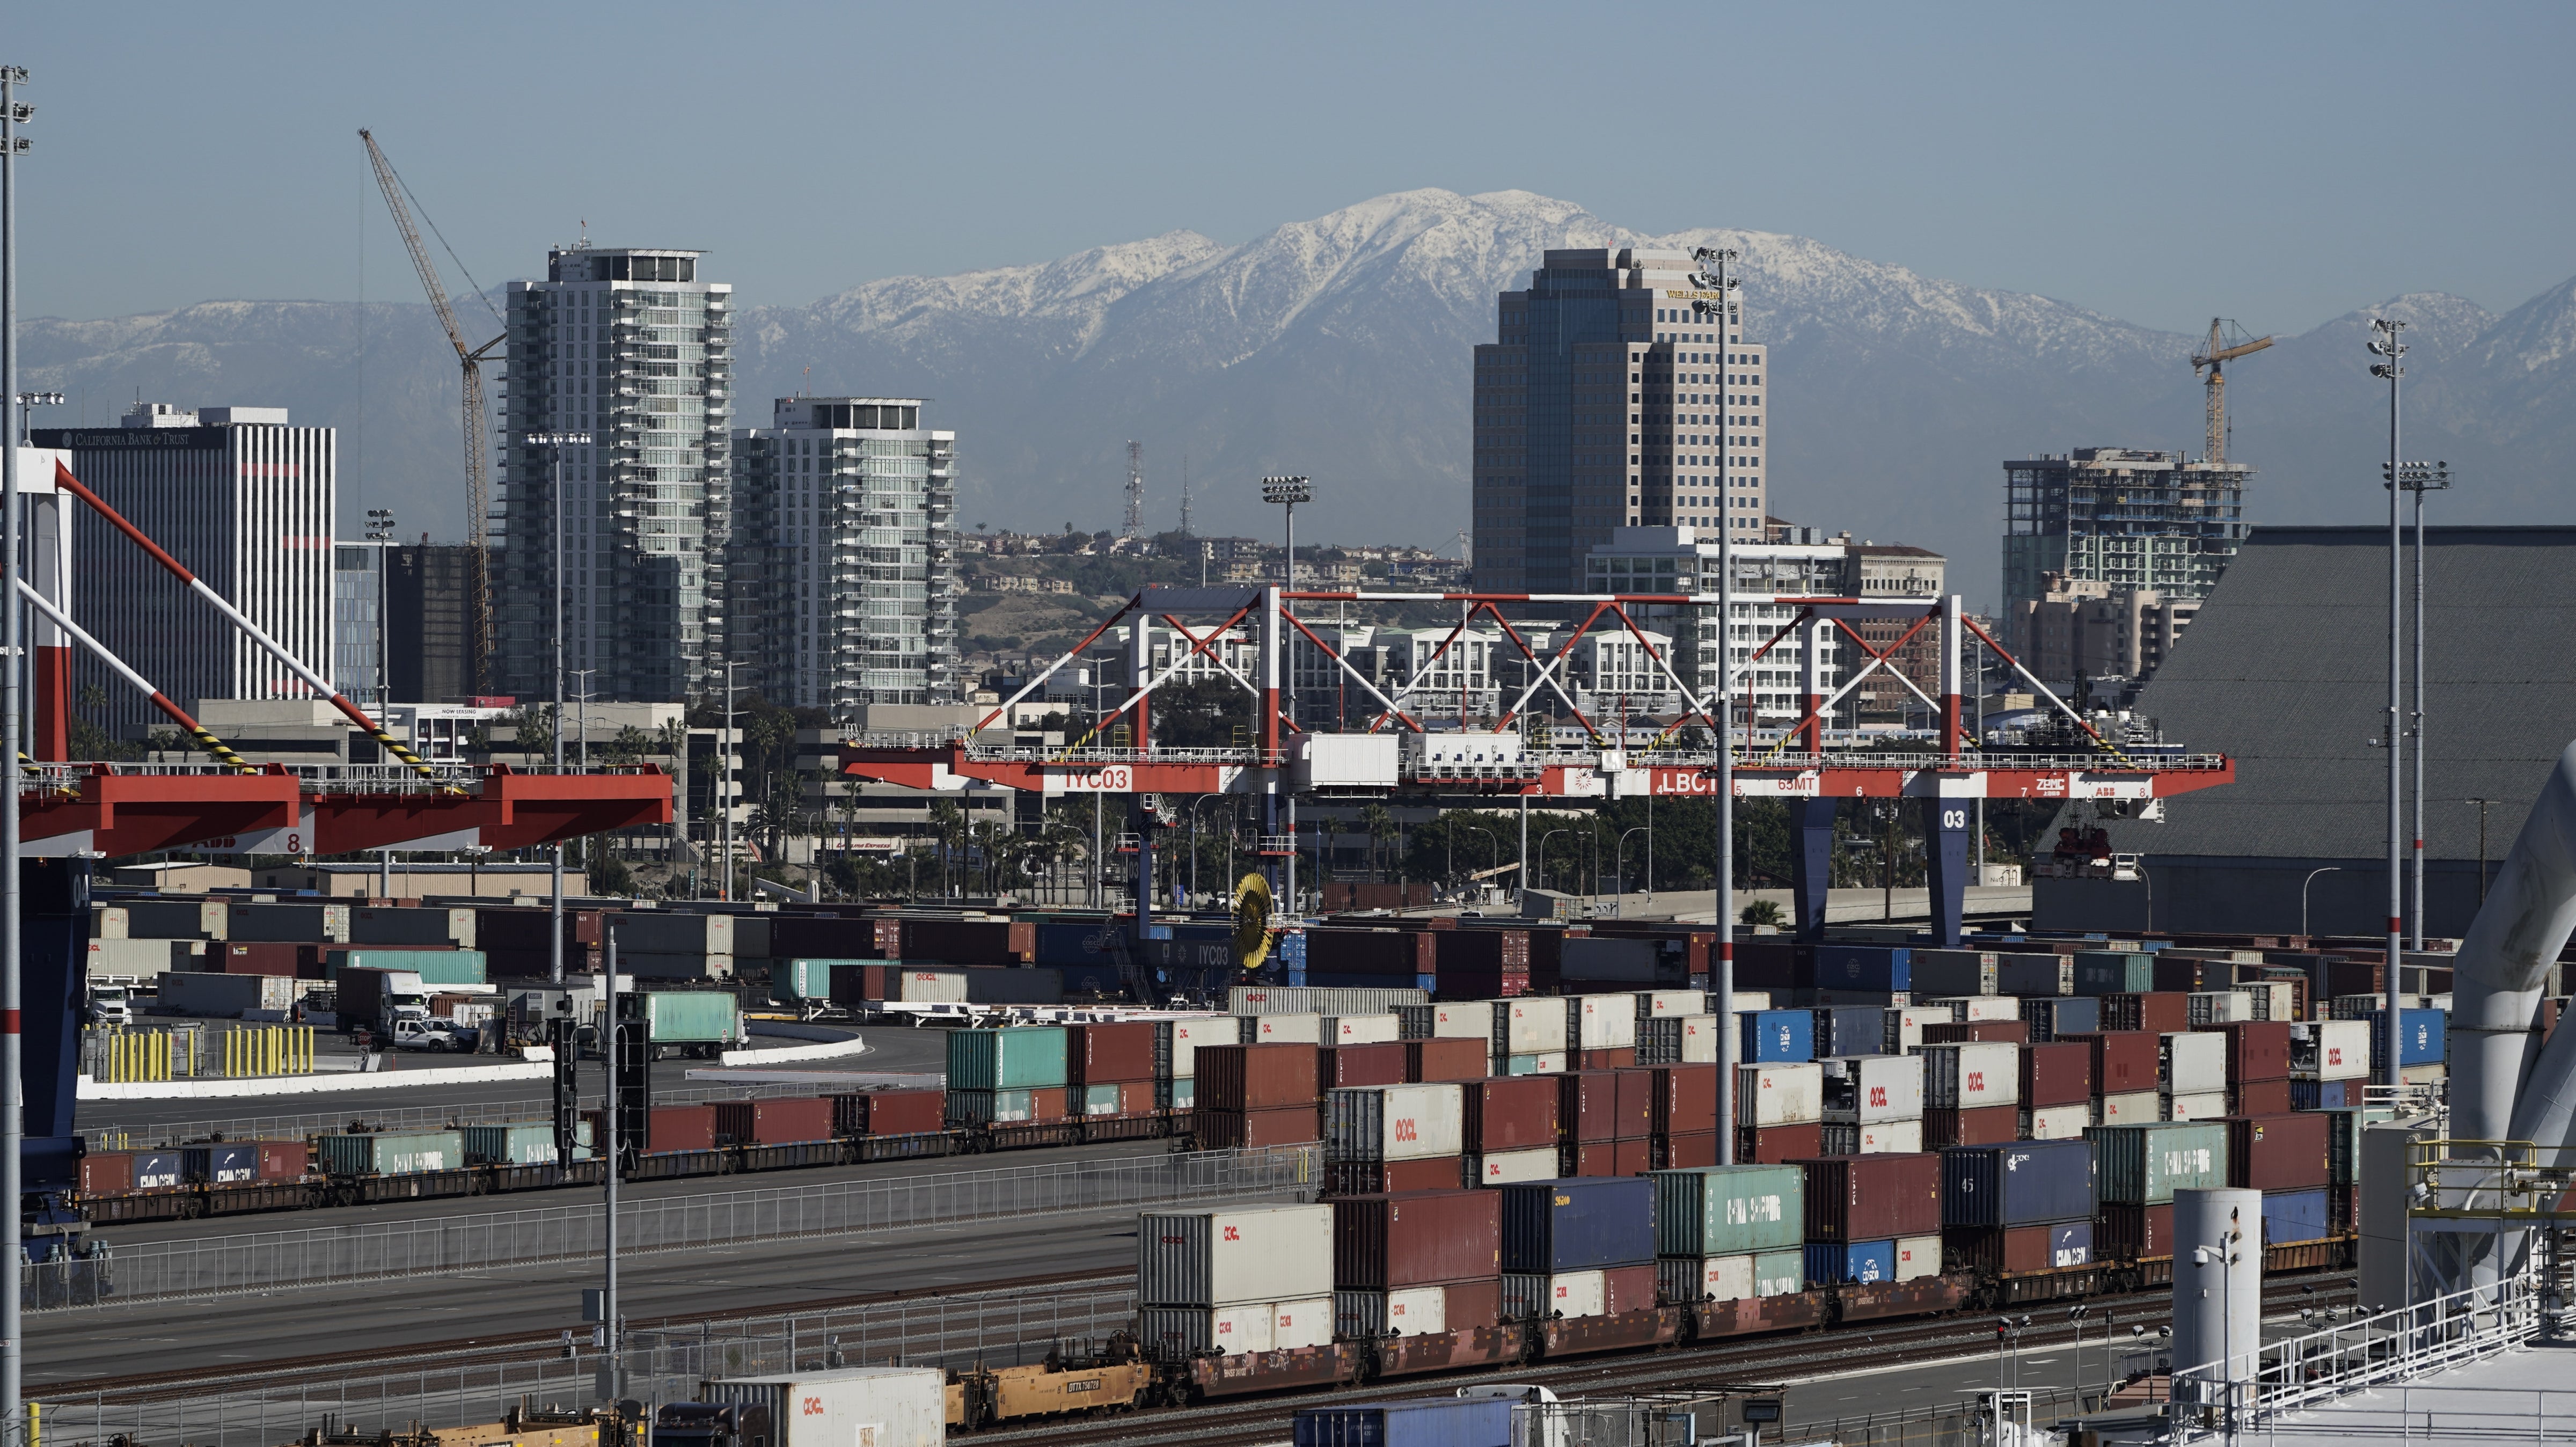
[{"left": 15, "top": 188, "right": 2576, "bottom": 602}]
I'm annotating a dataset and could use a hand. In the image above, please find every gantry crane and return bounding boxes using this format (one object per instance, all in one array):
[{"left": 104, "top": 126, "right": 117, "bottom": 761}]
[
  {"left": 360, "top": 128, "right": 503, "bottom": 689},
  {"left": 2191, "top": 318, "right": 2273, "bottom": 464}
]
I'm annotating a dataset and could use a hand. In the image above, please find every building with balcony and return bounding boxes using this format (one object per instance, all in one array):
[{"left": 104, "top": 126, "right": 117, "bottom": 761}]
[
  {"left": 2002, "top": 446, "right": 2249, "bottom": 659},
  {"left": 495, "top": 247, "right": 734, "bottom": 703},
  {"left": 729, "top": 398, "right": 958, "bottom": 713}
]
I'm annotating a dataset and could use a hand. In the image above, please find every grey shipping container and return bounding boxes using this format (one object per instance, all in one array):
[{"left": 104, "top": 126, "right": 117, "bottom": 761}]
[
  {"left": 2072, "top": 952, "right": 2155, "bottom": 995},
  {"left": 2088, "top": 1122, "right": 2228, "bottom": 1204},
  {"left": 1907, "top": 949, "right": 1998, "bottom": 997},
  {"left": 1231, "top": 985, "right": 1430, "bottom": 1016},
  {"left": 1651, "top": 1164, "right": 1804, "bottom": 1256},
  {"left": 1996, "top": 954, "right": 2072, "bottom": 997}
]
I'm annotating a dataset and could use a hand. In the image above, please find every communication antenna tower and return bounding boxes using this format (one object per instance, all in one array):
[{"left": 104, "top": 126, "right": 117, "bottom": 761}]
[
  {"left": 1177, "top": 449, "right": 1194, "bottom": 537},
  {"left": 1123, "top": 440, "right": 1145, "bottom": 538}
]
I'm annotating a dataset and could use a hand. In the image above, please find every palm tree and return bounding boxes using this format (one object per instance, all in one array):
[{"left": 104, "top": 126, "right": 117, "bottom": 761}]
[
  {"left": 1741, "top": 898, "right": 1786, "bottom": 927},
  {"left": 927, "top": 800, "right": 967, "bottom": 898},
  {"left": 1357, "top": 804, "right": 1399, "bottom": 883}
]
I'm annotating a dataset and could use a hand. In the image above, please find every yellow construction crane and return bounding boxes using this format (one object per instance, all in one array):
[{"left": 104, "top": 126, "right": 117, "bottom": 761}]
[
  {"left": 360, "top": 128, "right": 503, "bottom": 689},
  {"left": 2191, "top": 318, "right": 2273, "bottom": 464}
]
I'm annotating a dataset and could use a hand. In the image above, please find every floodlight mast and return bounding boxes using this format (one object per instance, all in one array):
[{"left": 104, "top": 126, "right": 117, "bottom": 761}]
[
  {"left": 1262, "top": 476, "right": 1312, "bottom": 917},
  {"left": 1690, "top": 247, "right": 1741, "bottom": 1164}
]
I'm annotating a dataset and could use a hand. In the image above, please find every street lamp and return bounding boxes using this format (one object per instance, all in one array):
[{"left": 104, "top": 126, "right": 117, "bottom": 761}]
[
  {"left": 12, "top": 388, "right": 59, "bottom": 443},
  {"left": 365, "top": 508, "right": 398, "bottom": 900},
  {"left": 2300, "top": 866, "right": 2343, "bottom": 938},
  {"left": 2385, "top": 454, "right": 2450, "bottom": 951},
  {"left": 526, "top": 432, "right": 591, "bottom": 981},
  {"left": 1262, "top": 475, "right": 1312, "bottom": 920},
  {"left": 1, "top": 62, "right": 33, "bottom": 1439},
  {"left": 1613, "top": 825, "right": 1646, "bottom": 911},
  {"left": 1537, "top": 828, "right": 1570, "bottom": 894},
  {"left": 1693, "top": 245, "right": 1745, "bottom": 1166},
  {"left": 2367, "top": 317, "right": 2407, "bottom": 1100}
]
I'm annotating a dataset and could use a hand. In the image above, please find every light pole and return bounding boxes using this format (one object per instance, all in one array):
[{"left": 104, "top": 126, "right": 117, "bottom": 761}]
[
  {"left": 2300, "top": 866, "right": 2343, "bottom": 938},
  {"left": 2067, "top": 1304, "right": 2090, "bottom": 1407},
  {"left": 2367, "top": 319, "right": 2406, "bottom": 1099},
  {"left": 1692, "top": 244, "right": 1743, "bottom": 1166},
  {"left": 366, "top": 508, "right": 398, "bottom": 900},
  {"left": 528, "top": 432, "right": 590, "bottom": 976},
  {"left": 12, "top": 388, "right": 58, "bottom": 443},
  {"left": 0, "top": 61, "right": 29, "bottom": 1447},
  {"left": 1460, "top": 822, "right": 1498, "bottom": 899},
  {"left": 1263, "top": 475, "right": 1312, "bottom": 919},
  {"left": 1537, "top": 828, "right": 1569, "bottom": 894},
  {"left": 721, "top": 660, "right": 740, "bottom": 903},
  {"left": 2388, "top": 455, "right": 2449, "bottom": 950}
]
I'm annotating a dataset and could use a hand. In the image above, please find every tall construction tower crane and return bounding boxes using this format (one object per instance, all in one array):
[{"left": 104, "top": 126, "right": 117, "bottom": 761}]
[
  {"left": 2191, "top": 318, "right": 2273, "bottom": 464},
  {"left": 360, "top": 129, "right": 503, "bottom": 687}
]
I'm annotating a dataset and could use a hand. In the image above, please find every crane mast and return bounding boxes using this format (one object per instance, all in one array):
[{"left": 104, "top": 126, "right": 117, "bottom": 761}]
[
  {"left": 2191, "top": 317, "right": 2273, "bottom": 464},
  {"left": 359, "top": 128, "right": 503, "bottom": 689}
]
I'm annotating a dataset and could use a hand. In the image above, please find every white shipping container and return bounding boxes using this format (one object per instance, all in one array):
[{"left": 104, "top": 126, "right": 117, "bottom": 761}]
[
  {"left": 1167, "top": 1017, "right": 1229, "bottom": 1079},
  {"left": 1337, "top": 1284, "right": 1449, "bottom": 1338},
  {"left": 1921, "top": 1042, "right": 2021, "bottom": 1107},
  {"left": 1941, "top": 996, "right": 2021, "bottom": 1023},
  {"left": 1893, "top": 1235, "right": 1941, "bottom": 1281},
  {"left": 1470, "top": 1146, "right": 1560, "bottom": 1186},
  {"left": 1137, "top": 1302, "right": 1272, "bottom": 1355},
  {"left": 1331, "top": 1013, "right": 1401, "bottom": 1045},
  {"left": 1859, "top": 1120, "right": 1924, "bottom": 1154},
  {"left": 1890, "top": 1006, "right": 1949, "bottom": 1052},
  {"left": 2190, "top": 990, "right": 2255, "bottom": 1024},
  {"left": 1327, "top": 1084, "right": 1466, "bottom": 1162},
  {"left": 1640, "top": 989, "right": 1701, "bottom": 1019},
  {"left": 2023, "top": 1105, "right": 2088, "bottom": 1140},
  {"left": 1721, "top": 990, "right": 1775, "bottom": 1012},
  {"left": 1430, "top": 1002, "right": 1493, "bottom": 1039},
  {"left": 156, "top": 972, "right": 301, "bottom": 1017},
  {"left": 1823, "top": 1053, "right": 1925, "bottom": 1123},
  {"left": 1678, "top": 1014, "right": 1723, "bottom": 1063},
  {"left": 2244, "top": 982, "right": 2296, "bottom": 1021},
  {"left": 1271, "top": 1296, "right": 1334, "bottom": 1351},
  {"left": 888, "top": 969, "right": 970, "bottom": 1004},
  {"left": 2163, "top": 1091, "right": 2228, "bottom": 1122},
  {"left": 2315, "top": 1019, "right": 2370, "bottom": 1080},
  {"left": 1502, "top": 1000, "right": 1568, "bottom": 1054},
  {"left": 1736, "top": 1062, "right": 1825, "bottom": 1127},
  {"left": 1137, "top": 1203, "right": 1334, "bottom": 1306},
  {"left": 1675, "top": 1253, "right": 1754, "bottom": 1304},
  {"left": 1540, "top": 1269, "right": 1606, "bottom": 1319},
  {"left": 699, "top": 1368, "right": 945, "bottom": 1447},
  {"left": 1574, "top": 996, "right": 1637, "bottom": 1049},
  {"left": 2161, "top": 1032, "right": 2228, "bottom": 1094},
  {"left": 2097, "top": 1090, "right": 2161, "bottom": 1126},
  {"left": 1995, "top": 954, "right": 2072, "bottom": 997},
  {"left": 1246, "top": 1012, "right": 1324, "bottom": 1045},
  {"left": 86, "top": 938, "right": 190, "bottom": 978}
]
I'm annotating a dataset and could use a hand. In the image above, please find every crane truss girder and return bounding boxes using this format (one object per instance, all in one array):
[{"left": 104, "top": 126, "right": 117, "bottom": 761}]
[{"left": 16, "top": 766, "right": 673, "bottom": 859}]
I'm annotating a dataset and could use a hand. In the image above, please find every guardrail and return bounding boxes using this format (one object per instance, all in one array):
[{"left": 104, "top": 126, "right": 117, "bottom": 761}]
[{"left": 30, "top": 1144, "right": 1315, "bottom": 1311}]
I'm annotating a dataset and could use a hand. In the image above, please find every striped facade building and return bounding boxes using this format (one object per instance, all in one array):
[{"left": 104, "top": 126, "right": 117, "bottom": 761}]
[{"left": 38, "top": 404, "right": 337, "bottom": 737}]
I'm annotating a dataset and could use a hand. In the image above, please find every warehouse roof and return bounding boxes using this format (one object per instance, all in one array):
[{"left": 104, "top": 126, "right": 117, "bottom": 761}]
[{"left": 2093, "top": 525, "right": 2576, "bottom": 864}]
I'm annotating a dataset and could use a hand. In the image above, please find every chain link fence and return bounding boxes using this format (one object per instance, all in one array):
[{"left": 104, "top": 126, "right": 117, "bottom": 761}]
[
  {"left": 82, "top": 1080, "right": 837, "bottom": 1151},
  {"left": 31, "top": 1144, "right": 1315, "bottom": 1310}
]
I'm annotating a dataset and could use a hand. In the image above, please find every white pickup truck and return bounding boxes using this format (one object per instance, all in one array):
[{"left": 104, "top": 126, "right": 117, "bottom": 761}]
[{"left": 389, "top": 1017, "right": 481, "bottom": 1053}]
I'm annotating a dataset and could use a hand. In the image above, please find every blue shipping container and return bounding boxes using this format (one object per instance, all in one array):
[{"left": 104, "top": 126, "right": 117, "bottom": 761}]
[
  {"left": 1813, "top": 945, "right": 1910, "bottom": 993},
  {"left": 1941, "top": 1139, "right": 2098, "bottom": 1227},
  {"left": 2050, "top": 1220, "right": 2094, "bottom": 1267},
  {"left": 2366, "top": 1009, "right": 2447, "bottom": 1069},
  {"left": 1813, "top": 1006, "right": 1890, "bottom": 1058},
  {"left": 2263, "top": 1188, "right": 2332, "bottom": 1244},
  {"left": 2019, "top": 997, "right": 2099, "bottom": 1042},
  {"left": 1499, "top": 1178, "right": 1657, "bottom": 1273},
  {"left": 131, "top": 1150, "right": 183, "bottom": 1191},
  {"left": 1740, "top": 1010, "right": 1816, "bottom": 1064},
  {"left": 2290, "top": 1079, "right": 2352, "bottom": 1111},
  {"left": 1032, "top": 921, "right": 1118, "bottom": 968},
  {"left": 1803, "top": 1238, "right": 1895, "bottom": 1286},
  {"left": 1294, "top": 1397, "right": 1513, "bottom": 1447},
  {"left": 184, "top": 1143, "right": 259, "bottom": 1184}
]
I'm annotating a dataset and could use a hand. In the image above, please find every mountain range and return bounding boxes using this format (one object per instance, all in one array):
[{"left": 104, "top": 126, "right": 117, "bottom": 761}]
[{"left": 20, "top": 188, "right": 2576, "bottom": 608}]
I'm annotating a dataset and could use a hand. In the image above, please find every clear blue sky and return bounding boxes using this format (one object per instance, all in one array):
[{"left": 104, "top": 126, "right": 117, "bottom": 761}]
[{"left": 9, "top": 2, "right": 2573, "bottom": 332}]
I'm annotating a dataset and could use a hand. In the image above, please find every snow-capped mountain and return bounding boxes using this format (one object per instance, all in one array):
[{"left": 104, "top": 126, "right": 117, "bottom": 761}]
[{"left": 19, "top": 188, "right": 2576, "bottom": 606}]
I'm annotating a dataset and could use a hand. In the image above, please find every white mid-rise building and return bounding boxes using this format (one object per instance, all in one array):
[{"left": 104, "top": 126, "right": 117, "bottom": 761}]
[
  {"left": 729, "top": 398, "right": 957, "bottom": 713},
  {"left": 1583, "top": 528, "right": 1856, "bottom": 729},
  {"left": 40, "top": 404, "right": 335, "bottom": 737},
  {"left": 497, "top": 247, "right": 734, "bottom": 703}
]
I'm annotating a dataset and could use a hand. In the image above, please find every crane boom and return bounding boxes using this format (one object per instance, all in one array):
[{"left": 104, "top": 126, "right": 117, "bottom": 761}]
[
  {"left": 2190, "top": 317, "right": 2273, "bottom": 465},
  {"left": 360, "top": 128, "right": 501, "bottom": 690}
]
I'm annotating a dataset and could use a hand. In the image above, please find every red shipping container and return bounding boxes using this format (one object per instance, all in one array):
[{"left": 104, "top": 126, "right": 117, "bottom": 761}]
[
  {"left": 1922, "top": 1020, "right": 2030, "bottom": 1046},
  {"left": 1614, "top": 1137, "right": 1652, "bottom": 1176},
  {"left": 1324, "top": 1042, "right": 1411, "bottom": 1089},
  {"left": 1659, "top": 1132, "right": 1718, "bottom": 1170},
  {"left": 1028, "top": 1087, "right": 1069, "bottom": 1121},
  {"left": 1604, "top": 1263, "right": 1658, "bottom": 1316},
  {"left": 215, "top": 941, "right": 307, "bottom": 976},
  {"left": 2019, "top": 1041, "right": 2094, "bottom": 1107},
  {"left": 1195, "top": 1043, "right": 1321, "bottom": 1111},
  {"left": 78, "top": 1153, "right": 133, "bottom": 1194},
  {"left": 1444, "top": 1279, "right": 1503, "bottom": 1331},
  {"left": 2216, "top": 1021, "right": 2292, "bottom": 1083},
  {"left": 1558, "top": 1072, "right": 1623, "bottom": 1144},
  {"left": 2152, "top": 956, "right": 2236, "bottom": 993},
  {"left": 838, "top": 1089, "right": 945, "bottom": 1137},
  {"left": 1653, "top": 1064, "right": 1720, "bottom": 1136},
  {"left": 2102, "top": 992, "right": 2190, "bottom": 1035},
  {"left": 2059, "top": 1031, "right": 2162, "bottom": 1095},
  {"left": 256, "top": 1139, "right": 311, "bottom": 1180},
  {"left": 1405, "top": 1037, "right": 1489, "bottom": 1083},
  {"left": 1922, "top": 1105, "right": 2017, "bottom": 1148},
  {"left": 1941, "top": 1224, "right": 2067, "bottom": 1275},
  {"left": 1798, "top": 1153, "right": 1943, "bottom": 1240},
  {"left": 1117, "top": 1080, "right": 1158, "bottom": 1114},
  {"left": 1334, "top": 1189, "right": 1502, "bottom": 1288},
  {"left": 1196, "top": 1106, "right": 1321, "bottom": 1150},
  {"left": 2098, "top": 1202, "right": 2176, "bottom": 1260},
  {"left": 1569, "top": 1142, "right": 1615, "bottom": 1176},
  {"left": 1429, "top": 930, "right": 1530, "bottom": 978},
  {"left": 1573, "top": 1048, "right": 1638, "bottom": 1070},
  {"left": 2229, "top": 1079, "right": 2292, "bottom": 1116},
  {"left": 1067, "top": 1022, "right": 1159, "bottom": 1085},
  {"left": 1464, "top": 1076, "right": 1559, "bottom": 1151},
  {"left": 646, "top": 1105, "right": 720, "bottom": 1153},
  {"left": 712, "top": 1097, "right": 837, "bottom": 1146},
  {"left": 1611, "top": 1069, "right": 1657, "bottom": 1136},
  {"left": 1735, "top": 1123, "right": 1824, "bottom": 1164},
  {"left": 2229, "top": 1113, "right": 2330, "bottom": 1190},
  {"left": 1328, "top": 1158, "right": 1462, "bottom": 1195}
]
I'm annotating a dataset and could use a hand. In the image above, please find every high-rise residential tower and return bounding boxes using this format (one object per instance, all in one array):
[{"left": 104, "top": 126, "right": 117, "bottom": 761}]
[
  {"left": 2001, "top": 446, "right": 2251, "bottom": 660},
  {"left": 496, "top": 247, "right": 734, "bottom": 703},
  {"left": 38, "top": 403, "right": 336, "bottom": 736},
  {"left": 1472, "top": 247, "right": 1770, "bottom": 594},
  {"left": 729, "top": 397, "right": 958, "bottom": 714}
]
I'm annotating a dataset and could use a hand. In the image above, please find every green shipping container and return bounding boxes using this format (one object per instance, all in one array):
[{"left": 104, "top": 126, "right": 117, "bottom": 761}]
[
  {"left": 947, "top": 1026, "right": 1070, "bottom": 1090},
  {"left": 2070, "top": 951, "right": 2154, "bottom": 996},
  {"left": 325, "top": 948, "right": 489, "bottom": 985},
  {"left": 2088, "top": 1121, "right": 2229, "bottom": 1204},
  {"left": 1752, "top": 1247, "right": 1806, "bottom": 1297},
  {"left": 2321, "top": 1107, "right": 2362, "bottom": 1186},
  {"left": 774, "top": 959, "right": 848, "bottom": 1003},
  {"left": 641, "top": 991, "right": 743, "bottom": 1044},
  {"left": 462, "top": 1120, "right": 592, "bottom": 1166},
  {"left": 314, "top": 1129, "right": 464, "bottom": 1177},
  {"left": 1652, "top": 1164, "right": 1805, "bottom": 1256}
]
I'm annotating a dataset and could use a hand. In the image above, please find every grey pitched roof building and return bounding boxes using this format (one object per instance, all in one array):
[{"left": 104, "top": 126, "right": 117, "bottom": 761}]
[{"left": 2033, "top": 524, "right": 2576, "bottom": 939}]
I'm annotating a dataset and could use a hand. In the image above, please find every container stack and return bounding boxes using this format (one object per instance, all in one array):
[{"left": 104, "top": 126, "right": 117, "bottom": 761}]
[
  {"left": 2159, "top": 1029, "right": 2228, "bottom": 1121},
  {"left": 1497, "top": 1176, "right": 1658, "bottom": 1319},
  {"left": 2230, "top": 1113, "right": 2335, "bottom": 1245},
  {"left": 1939, "top": 1139, "right": 2098, "bottom": 1274},
  {"left": 2218, "top": 1021, "right": 2292, "bottom": 1116},
  {"left": 1326, "top": 1084, "right": 1467, "bottom": 1194},
  {"left": 1798, "top": 1153, "right": 1941, "bottom": 1285},
  {"left": 1137, "top": 1204, "right": 1335, "bottom": 1356},
  {"left": 2288, "top": 1019, "right": 2370, "bottom": 1110},
  {"left": 1554, "top": 1069, "right": 1654, "bottom": 1176},
  {"left": 1569, "top": 996, "right": 1638, "bottom": 1069},
  {"left": 1494, "top": 999, "right": 1568, "bottom": 1077},
  {"left": 1159, "top": 1015, "right": 1228, "bottom": 1111},
  {"left": 1195, "top": 1042, "right": 1324, "bottom": 1150},
  {"left": 1818, "top": 1053, "right": 1924, "bottom": 1155},
  {"left": 2087, "top": 1120, "right": 2227, "bottom": 1261},
  {"left": 1461, "top": 1077, "right": 1559, "bottom": 1186},
  {"left": 946, "top": 1026, "right": 1071, "bottom": 1126},
  {"left": 1652, "top": 1164, "right": 1804, "bottom": 1303},
  {"left": 1920, "top": 1041, "right": 2019, "bottom": 1146},
  {"left": 1733, "top": 1061, "right": 1824, "bottom": 1161},
  {"left": 2016, "top": 1041, "right": 2093, "bottom": 1141},
  {"left": 1650, "top": 1062, "right": 1721, "bottom": 1168},
  {"left": 1330, "top": 1189, "right": 1503, "bottom": 1338},
  {"left": 1069, "top": 1021, "right": 1160, "bottom": 1118}
]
